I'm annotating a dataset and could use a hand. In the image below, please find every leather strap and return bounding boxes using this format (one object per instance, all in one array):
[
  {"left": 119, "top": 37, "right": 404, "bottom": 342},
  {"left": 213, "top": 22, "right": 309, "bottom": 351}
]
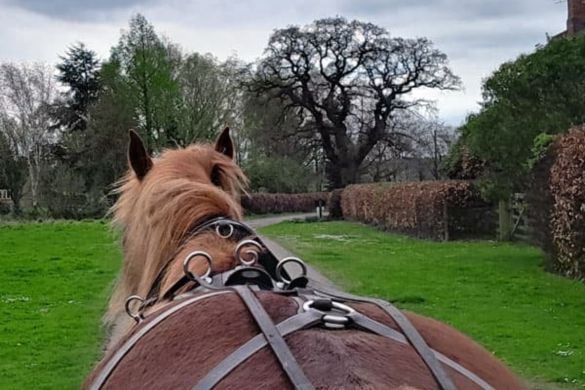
[
  {"left": 194, "top": 310, "right": 322, "bottom": 390},
  {"left": 142, "top": 217, "right": 257, "bottom": 308},
  {"left": 308, "top": 282, "right": 459, "bottom": 390},
  {"left": 231, "top": 286, "right": 315, "bottom": 390},
  {"left": 194, "top": 297, "right": 493, "bottom": 390},
  {"left": 89, "top": 291, "right": 230, "bottom": 390},
  {"left": 350, "top": 312, "right": 493, "bottom": 390}
]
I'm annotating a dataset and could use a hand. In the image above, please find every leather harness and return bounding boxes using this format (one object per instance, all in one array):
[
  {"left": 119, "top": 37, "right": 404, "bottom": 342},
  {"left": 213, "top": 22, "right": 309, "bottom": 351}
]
[{"left": 89, "top": 218, "right": 494, "bottom": 390}]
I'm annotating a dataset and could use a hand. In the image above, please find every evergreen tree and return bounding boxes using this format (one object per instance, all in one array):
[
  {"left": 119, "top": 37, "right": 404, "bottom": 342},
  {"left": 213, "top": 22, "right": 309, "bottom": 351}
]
[{"left": 54, "top": 42, "right": 101, "bottom": 132}]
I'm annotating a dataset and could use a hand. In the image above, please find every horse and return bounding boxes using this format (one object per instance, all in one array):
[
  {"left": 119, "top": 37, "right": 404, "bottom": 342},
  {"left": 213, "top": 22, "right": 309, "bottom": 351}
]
[{"left": 86, "top": 128, "right": 526, "bottom": 389}]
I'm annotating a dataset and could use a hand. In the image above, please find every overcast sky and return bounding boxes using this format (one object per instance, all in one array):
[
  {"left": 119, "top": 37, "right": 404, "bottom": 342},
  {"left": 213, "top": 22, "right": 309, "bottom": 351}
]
[{"left": 0, "top": 0, "right": 568, "bottom": 125}]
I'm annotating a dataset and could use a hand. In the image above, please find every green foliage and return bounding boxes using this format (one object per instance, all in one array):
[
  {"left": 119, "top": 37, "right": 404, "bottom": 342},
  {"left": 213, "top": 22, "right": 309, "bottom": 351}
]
[
  {"left": 527, "top": 132, "right": 555, "bottom": 170},
  {"left": 51, "top": 59, "right": 136, "bottom": 217},
  {"left": 0, "top": 128, "right": 26, "bottom": 213},
  {"left": 0, "top": 222, "right": 120, "bottom": 390},
  {"left": 461, "top": 35, "right": 585, "bottom": 199},
  {"left": 111, "top": 14, "right": 180, "bottom": 151},
  {"left": 53, "top": 42, "right": 101, "bottom": 132},
  {"left": 39, "top": 161, "right": 109, "bottom": 219},
  {"left": 442, "top": 134, "right": 485, "bottom": 180},
  {"left": 262, "top": 221, "right": 585, "bottom": 388},
  {"left": 243, "top": 156, "right": 317, "bottom": 193},
  {"left": 175, "top": 53, "right": 236, "bottom": 143}
]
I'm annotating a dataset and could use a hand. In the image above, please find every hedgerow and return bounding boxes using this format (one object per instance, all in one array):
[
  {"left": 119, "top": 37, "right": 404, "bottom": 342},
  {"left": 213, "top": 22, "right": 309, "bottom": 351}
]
[
  {"left": 547, "top": 127, "right": 585, "bottom": 279},
  {"left": 242, "top": 192, "right": 329, "bottom": 215},
  {"left": 341, "top": 181, "right": 494, "bottom": 240}
]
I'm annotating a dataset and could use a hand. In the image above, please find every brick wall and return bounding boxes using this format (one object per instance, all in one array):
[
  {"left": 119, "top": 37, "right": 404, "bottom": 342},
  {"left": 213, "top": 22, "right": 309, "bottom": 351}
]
[{"left": 568, "top": 0, "right": 585, "bottom": 35}]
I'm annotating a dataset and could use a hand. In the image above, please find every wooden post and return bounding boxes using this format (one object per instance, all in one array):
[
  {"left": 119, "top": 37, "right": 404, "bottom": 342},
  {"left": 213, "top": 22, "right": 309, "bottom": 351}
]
[{"left": 443, "top": 201, "right": 449, "bottom": 241}]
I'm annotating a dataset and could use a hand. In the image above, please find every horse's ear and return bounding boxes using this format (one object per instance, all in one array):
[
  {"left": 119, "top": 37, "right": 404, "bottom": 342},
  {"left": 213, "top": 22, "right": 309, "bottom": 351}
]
[
  {"left": 128, "top": 130, "right": 153, "bottom": 180},
  {"left": 215, "top": 127, "right": 234, "bottom": 159}
]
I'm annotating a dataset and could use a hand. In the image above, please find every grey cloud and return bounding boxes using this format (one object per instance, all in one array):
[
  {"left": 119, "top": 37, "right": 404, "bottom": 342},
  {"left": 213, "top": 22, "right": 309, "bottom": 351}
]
[
  {"left": 341, "top": 0, "right": 554, "bottom": 21},
  {"left": 0, "top": 0, "right": 568, "bottom": 124},
  {"left": 3, "top": 0, "right": 155, "bottom": 20}
]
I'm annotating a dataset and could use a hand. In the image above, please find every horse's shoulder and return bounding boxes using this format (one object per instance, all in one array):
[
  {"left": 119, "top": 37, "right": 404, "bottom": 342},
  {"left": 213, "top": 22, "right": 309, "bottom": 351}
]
[{"left": 404, "top": 311, "right": 527, "bottom": 390}]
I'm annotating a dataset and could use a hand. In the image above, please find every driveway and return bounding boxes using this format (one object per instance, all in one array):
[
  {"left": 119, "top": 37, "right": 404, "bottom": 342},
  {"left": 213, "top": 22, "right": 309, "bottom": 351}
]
[{"left": 245, "top": 213, "right": 337, "bottom": 288}]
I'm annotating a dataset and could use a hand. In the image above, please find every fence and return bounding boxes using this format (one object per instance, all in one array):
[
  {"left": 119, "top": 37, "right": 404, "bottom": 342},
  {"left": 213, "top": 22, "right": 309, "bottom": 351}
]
[
  {"left": 0, "top": 189, "right": 11, "bottom": 203},
  {"left": 510, "top": 193, "right": 535, "bottom": 243}
]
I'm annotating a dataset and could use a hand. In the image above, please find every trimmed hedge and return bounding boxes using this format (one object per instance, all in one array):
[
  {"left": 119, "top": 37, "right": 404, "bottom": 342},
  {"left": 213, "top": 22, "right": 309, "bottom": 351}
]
[
  {"left": 242, "top": 192, "right": 329, "bottom": 215},
  {"left": 341, "top": 181, "right": 494, "bottom": 240},
  {"left": 534, "top": 126, "right": 585, "bottom": 279}
]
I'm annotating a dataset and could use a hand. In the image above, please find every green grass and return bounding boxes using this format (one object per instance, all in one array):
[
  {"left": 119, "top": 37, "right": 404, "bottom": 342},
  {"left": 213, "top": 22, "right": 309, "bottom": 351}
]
[
  {"left": 0, "top": 221, "right": 120, "bottom": 390},
  {"left": 2, "top": 220, "right": 584, "bottom": 389},
  {"left": 260, "top": 221, "right": 585, "bottom": 389}
]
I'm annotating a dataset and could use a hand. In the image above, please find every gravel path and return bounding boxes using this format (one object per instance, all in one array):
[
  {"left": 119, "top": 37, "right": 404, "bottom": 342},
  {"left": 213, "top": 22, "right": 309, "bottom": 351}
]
[{"left": 244, "top": 213, "right": 337, "bottom": 289}]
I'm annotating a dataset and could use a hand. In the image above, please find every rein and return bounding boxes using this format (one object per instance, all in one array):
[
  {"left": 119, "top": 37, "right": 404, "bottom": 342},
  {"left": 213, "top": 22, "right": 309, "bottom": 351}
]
[{"left": 91, "top": 218, "right": 494, "bottom": 390}]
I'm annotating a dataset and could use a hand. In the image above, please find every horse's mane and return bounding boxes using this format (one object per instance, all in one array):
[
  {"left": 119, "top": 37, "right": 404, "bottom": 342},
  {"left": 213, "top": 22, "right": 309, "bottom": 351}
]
[{"left": 105, "top": 141, "right": 247, "bottom": 339}]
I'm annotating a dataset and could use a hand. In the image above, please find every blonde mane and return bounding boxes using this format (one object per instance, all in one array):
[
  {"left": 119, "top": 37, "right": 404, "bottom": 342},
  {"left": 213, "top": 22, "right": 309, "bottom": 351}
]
[{"left": 105, "top": 137, "right": 247, "bottom": 346}]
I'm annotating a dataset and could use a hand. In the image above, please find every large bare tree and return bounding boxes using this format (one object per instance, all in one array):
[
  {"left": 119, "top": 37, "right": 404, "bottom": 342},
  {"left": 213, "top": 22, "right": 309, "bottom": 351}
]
[
  {"left": 0, "top": 63, "right": 56, "bottom": 207},
  {"left": 251, "top": 17, "right": 460, "bottom": 187}
]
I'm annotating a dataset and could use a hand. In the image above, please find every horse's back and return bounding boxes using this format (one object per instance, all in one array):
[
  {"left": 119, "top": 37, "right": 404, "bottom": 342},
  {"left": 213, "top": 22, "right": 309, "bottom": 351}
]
[{"left": 86, "top": 291, "right": 525, "bottom": 390}]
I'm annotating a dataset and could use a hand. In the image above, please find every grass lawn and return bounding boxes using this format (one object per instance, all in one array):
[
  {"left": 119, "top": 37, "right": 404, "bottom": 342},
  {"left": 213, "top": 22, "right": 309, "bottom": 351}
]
[
  {"left": 0, "top": 221, "right": 120, "bottom": 390},
  {"left": 2, "top": 220, "right": 584, "bottom": 389},
  {"left": 260, "top": 221, "right": 585, "bottom": 389}
]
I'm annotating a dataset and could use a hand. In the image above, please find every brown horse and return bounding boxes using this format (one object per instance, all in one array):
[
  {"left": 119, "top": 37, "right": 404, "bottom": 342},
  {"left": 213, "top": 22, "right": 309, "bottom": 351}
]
[{"left": 88, "top": 129, "right": 526, "bottom": 389}]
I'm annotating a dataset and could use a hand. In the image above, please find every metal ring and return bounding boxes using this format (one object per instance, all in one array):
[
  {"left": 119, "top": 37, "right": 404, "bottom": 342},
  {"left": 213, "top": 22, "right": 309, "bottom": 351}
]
[
  {"left": 215, "top": 223, "right": 234, "bottom": 239},
  {"left": 302, "top": 300, "right": 356, "bottom": 315},
  {"left": 276, "top": 257, "right": 308, "bottom": 283},
  {"left": 323, "top": 314, "right": 350, "bottom": 325},
  {"left": 324, "top": 322, "right": 346, "bottom": 330},
  {"left": 234, "top": 239, "right": 263, "bottom": 266},
  {"left": 125, "top": 295, "right": 145, "bottom": 323},
  {"left": 183, "top": 251, "right": 213, "bottom": 280}
]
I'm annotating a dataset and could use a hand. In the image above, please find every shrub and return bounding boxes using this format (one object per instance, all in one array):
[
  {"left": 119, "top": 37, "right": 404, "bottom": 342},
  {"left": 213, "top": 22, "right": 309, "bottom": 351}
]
[
  {"left": 341, "top": 181, "right": 494, "bottom": 240},
  {"left": 242, "top": 157, "right": 317, "bottom": 193},
  {"left": 242, "top": 192, "right": 330, "bottom": 215},
  {"left": 548, "top": 127, "right": 585, "bottom": 279}
]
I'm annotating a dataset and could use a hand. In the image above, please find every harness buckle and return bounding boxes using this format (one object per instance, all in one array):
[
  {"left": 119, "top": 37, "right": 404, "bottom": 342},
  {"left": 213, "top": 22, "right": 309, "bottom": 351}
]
[{"left": 303, "top": 299, "right": 355, "bottom": 329}]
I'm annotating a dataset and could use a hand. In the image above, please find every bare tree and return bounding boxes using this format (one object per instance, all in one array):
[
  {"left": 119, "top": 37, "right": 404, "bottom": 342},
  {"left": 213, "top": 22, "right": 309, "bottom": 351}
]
[
  {"left": 0, "top": 63, "right": 56, "bottom": 208},
  {"left": 410, "top": 118, "right": 455, "bottom": 179},
  {"left": 176, "top": 53, "right": 235, "bottom": 143},
  {"left": 250, "top": 17, "right": 460, "bottom": 188}
]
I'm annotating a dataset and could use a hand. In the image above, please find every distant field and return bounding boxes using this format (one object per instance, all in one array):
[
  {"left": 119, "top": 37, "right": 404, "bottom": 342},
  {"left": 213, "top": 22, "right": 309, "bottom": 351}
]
[
  {"left": 261, "top": 221, "right": 585, "bottom": 389},
  {"left": 2, "top": 220, "right": 584, "bottom": 389},
  {"left": 0, "top": 222, "right": 120, "bottom": 390}
]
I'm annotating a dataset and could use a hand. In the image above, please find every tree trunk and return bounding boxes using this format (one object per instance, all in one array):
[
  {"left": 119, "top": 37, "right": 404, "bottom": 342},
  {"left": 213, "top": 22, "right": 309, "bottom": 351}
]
[
  {"left": 327, "top": 158, "right": 360, "bottom": 189},
  {"left": 27, "top": 159, "right": 38, "bottom": 209},
  {"left": 498, "top": 198, "right": 512, "bottom": 241}
]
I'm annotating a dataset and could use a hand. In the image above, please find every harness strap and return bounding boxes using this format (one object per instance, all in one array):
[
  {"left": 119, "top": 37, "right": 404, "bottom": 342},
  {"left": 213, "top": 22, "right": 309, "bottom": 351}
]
[
  {"left": 89, "top": 291, "right": 231, "bottom": 390},
  {"left": 195, "top": 299, "right": 493, "bottom": 390},
  {"left": 194, "top": 310, "right": 322, "bottom": 390},
  {"left": 370, "top": 299, "right": 457, "bottom": 390},
  {"left": 142, "top": 217, "right": 259, "bottom": 308},
  {"left": 309, "top": 282, "right": 459, "bottom": 390},
  {"left": 350, "top": 313, "right": 493, "bottom": 390},
  {"left": 231, "top": 286, "right": 315, "bottom": 390}
]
